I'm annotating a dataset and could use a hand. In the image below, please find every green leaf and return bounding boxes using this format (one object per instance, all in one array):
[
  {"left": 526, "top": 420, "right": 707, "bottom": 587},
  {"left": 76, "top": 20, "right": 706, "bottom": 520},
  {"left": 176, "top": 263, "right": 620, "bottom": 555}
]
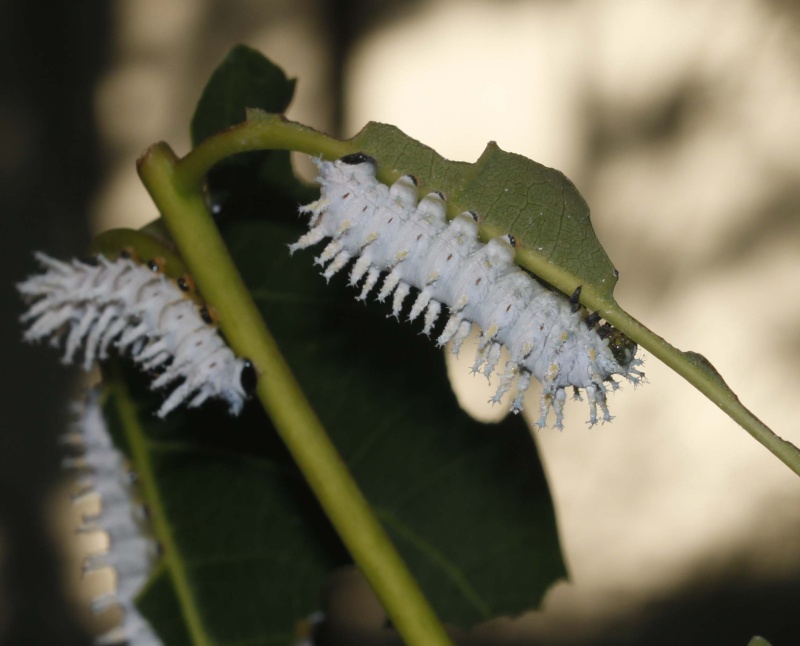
[
  {"left": 191, "top": 44, "right": 295, "bottom": 146},
  {"left": 350, "top": 122, "right": 618, "bottom": 299},
  {"left": 229, "top": 217, "right": 567, "bottom": 626},
  {"left": 103, "top": 363, "right": 349, "bottom": 645},
  {"left": 135, "top": 565, "right": 193, "bottom": 646},
  {"left": 190, "top": 45, "right": 311, "bottom": 219},
  {"left": 101, "top": 217, "right": 565, "bottom": 642}
]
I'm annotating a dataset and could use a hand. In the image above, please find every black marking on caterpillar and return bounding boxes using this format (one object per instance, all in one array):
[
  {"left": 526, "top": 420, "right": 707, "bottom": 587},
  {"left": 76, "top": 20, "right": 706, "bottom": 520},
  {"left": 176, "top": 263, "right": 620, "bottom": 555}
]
[
  {"left": 569, "top": 285, "right": 582, "bottom": 313},
  {"left": 17, "top": 235, "right": 257, "bottom": 418},
  {"left": 585, "top": 311, "right": 601, "bottom": 329},
  {"left": 290, "top": 155, "right": 644, "bottom": 428}
]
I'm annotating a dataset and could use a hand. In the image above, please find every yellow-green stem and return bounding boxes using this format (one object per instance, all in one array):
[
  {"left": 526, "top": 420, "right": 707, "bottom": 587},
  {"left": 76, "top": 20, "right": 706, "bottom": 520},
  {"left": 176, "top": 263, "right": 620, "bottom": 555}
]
[
  {"left": 180, "top": 112, "right": 800, "bottom": 480},
  {"left": 137, "top": 142, "right": 453, "bottom": 646},
  {"left": 603, "top": 306, "right": 800, "bottom": 477},
  {"left": 176, "top": 112, "right": 353, "bottom": 191},
  {"left": 174, "top": 112, "right": 800, "bottom": 478},
  {"left": 107, "top": 367, "right": 212, "bottom": 645}
]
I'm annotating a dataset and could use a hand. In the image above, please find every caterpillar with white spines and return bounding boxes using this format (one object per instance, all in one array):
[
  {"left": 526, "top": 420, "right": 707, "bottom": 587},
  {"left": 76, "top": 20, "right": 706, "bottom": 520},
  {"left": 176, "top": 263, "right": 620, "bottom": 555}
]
[
  {"left": 17, "top": 231, "right": 257, "bottom": 418},
  {"left": 291, "top": 153, "right": 644, "bottom": 428},
  {"left": 65, "top": 389, "right": 162, "bottom": 645}
]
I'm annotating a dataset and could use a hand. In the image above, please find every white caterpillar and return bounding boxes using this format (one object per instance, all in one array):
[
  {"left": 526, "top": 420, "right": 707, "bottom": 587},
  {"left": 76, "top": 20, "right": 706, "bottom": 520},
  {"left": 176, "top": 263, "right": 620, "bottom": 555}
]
[
  {"left": 291, "top": 153, "right": 644, "bottom": 428},
  {"left": 18, "top": 251, "right": 257, "bottom": 417},
  {"left": 66, "top": 389, "right": 162, "bottom": 645}
]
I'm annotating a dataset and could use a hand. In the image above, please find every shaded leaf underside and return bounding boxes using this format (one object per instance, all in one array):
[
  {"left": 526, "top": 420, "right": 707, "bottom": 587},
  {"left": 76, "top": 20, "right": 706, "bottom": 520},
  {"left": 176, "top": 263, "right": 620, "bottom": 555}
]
[{"left": 104, "top": 215, "right": 566, "bottom": 643}]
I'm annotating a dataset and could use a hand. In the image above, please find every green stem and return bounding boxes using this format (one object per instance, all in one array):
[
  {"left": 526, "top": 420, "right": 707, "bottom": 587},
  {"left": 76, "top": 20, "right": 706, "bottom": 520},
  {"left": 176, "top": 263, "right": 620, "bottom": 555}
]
[
  {"left": 182, "top": 111, "right": 800, "bottom": 480},
  {"left": 107, "top": 365, "right": 211, "bottom": 646},
  {"left": 172, "top": 111, "right": 800, "bottom": 479},
  {"left": 138, "top": 142, "right": 454, "bottom": 646},
  {"left": 176, "top": 111, "right": 354, "bottom": 191},
  {"left": 603, "top": 305, "right": 800, "bottom": 478}
]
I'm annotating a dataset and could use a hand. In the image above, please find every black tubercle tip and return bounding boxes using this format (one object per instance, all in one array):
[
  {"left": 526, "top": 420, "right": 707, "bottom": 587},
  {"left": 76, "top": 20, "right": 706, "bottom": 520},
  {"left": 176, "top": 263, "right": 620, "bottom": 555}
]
[
  {"left": 177, "top": 277, "right": 190, "bottom": 292},
  {"left": 339, "top": 152, "right": 376, "bottom": 166},
  {"left": 199, "top": 307, "right": 213, "bottom": 325},
  {"left": 433, "top": 191, "right": 446, "bottom": 201},
  {"left": 507, "top": 235, "right": 516, "bottom": 248},
  {"left": 468, "top": 211, "right": 479, "bottom": 222},
  {"left": 408, "top": 175, "right": 418, "bottom": 186},
  {"left": 569, "top": 285, "right": 582, "bottom": 312},
  {"left": 147, "top": 259, "right": 162, "bottom": 273},
  {"left": 586, "top": 311, "right": 601, "bottom": 329},
  {"left": 597, "top": 323, "right": 612, "bottom": 339},
  {"left": 240, "top": 359, "right": 258, "bottom": 395}
]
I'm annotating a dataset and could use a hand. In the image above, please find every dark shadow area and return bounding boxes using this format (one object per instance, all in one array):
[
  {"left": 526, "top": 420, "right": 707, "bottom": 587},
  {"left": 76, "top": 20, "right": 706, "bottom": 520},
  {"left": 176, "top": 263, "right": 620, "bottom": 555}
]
[
  {"left": 313, "top": 574, "right": 800, "bottom": 645},
  {"left": 0, "top": 1, "right": 110, "bottom": 644},
  {"left": 564, "top": 576, "right": 800, "bottom": 646}
]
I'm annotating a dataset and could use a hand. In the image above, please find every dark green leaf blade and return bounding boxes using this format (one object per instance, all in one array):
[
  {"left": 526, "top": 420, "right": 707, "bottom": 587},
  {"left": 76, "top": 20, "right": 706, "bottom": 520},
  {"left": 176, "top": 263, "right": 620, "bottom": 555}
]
[
  {"left": 191, "top": 44, "right": 295, "bottom": 146},
  {"left": 102, "top": 206, "right": 565, "bottom": 639},
  {"left": 135, "top": 566, "right": 193, "bottom": 646},
  {"left": 228, "top": 216, "right": 567, "bottom": 625},
  {"left": 191, "top": 45, "right": 311, "bottom": 218},
  {"left": 102, "top": 364, "right": 349, "bottom": 646}
]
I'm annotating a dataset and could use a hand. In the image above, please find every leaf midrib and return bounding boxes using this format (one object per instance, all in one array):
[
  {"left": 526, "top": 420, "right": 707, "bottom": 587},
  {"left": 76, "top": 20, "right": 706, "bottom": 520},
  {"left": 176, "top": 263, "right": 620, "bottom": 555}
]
[
  {"left": 113, "top": 378, "right": 213, "bottom": 646},
  {"left": 376, "top": 509, "right": 492, "bottom": 620}
]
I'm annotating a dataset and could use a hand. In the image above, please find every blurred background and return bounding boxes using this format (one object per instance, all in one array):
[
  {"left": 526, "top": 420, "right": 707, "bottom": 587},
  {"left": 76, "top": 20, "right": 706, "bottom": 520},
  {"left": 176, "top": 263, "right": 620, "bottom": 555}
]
[{"left": 2, "top": 0, "right": 800, "bottom": 643}]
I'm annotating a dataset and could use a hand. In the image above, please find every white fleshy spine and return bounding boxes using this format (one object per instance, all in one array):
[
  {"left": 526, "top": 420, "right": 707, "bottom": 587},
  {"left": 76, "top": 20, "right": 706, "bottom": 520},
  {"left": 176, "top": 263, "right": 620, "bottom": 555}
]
[
  {"left": 293, "top": 156, "right": 645, "bottom": 428},
  {"left": 17, "top": 253, "right": 254, "bottom": 417},
  {"left": 68, "top": 389, "right": 162, "bottom": 646}
]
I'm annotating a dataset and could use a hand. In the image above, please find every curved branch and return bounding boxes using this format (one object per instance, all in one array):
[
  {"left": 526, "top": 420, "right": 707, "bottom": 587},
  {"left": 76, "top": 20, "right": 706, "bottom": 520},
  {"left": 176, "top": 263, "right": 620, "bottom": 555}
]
[{"left": 138, "top": 142, "right": 454, "bottom": 646}]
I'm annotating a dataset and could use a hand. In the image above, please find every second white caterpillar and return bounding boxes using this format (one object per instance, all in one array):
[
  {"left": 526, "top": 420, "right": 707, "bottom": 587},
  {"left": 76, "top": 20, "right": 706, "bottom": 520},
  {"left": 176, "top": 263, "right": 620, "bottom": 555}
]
[
  {"left": 291, "top": 153, "right": 644, "bottom": 428},
  {"left": 18, "top": 252, "right": 256, "bottom": 418}
]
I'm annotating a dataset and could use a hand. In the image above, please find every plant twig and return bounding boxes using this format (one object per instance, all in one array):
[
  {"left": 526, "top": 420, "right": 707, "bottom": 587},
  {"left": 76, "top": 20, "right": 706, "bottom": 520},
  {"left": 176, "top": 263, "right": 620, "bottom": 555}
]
[
  {"left": 138, "top": 142, "right": 454, "bottom": 646},
  {"left": 602, "top": 305, "right": 800, "bottom": 478},
  {"left": 171, "top": 112, "right": 800, "bottom": 479},
  {"left": 105, "top": 366, "right": 212, "bottom": 646},
  {"left": 176, "top": 111, "right": 352, "bottom": 191}
]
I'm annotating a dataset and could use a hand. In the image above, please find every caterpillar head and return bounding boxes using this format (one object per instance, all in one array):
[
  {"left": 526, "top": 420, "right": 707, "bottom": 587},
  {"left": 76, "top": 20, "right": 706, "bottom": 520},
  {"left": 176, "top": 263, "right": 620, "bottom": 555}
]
[
  {"left": 599, "top": 323, "right": 638, "bottom": 368},
  {"left": 238, "top": 359, "right": 258, "bottom": 397}
]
